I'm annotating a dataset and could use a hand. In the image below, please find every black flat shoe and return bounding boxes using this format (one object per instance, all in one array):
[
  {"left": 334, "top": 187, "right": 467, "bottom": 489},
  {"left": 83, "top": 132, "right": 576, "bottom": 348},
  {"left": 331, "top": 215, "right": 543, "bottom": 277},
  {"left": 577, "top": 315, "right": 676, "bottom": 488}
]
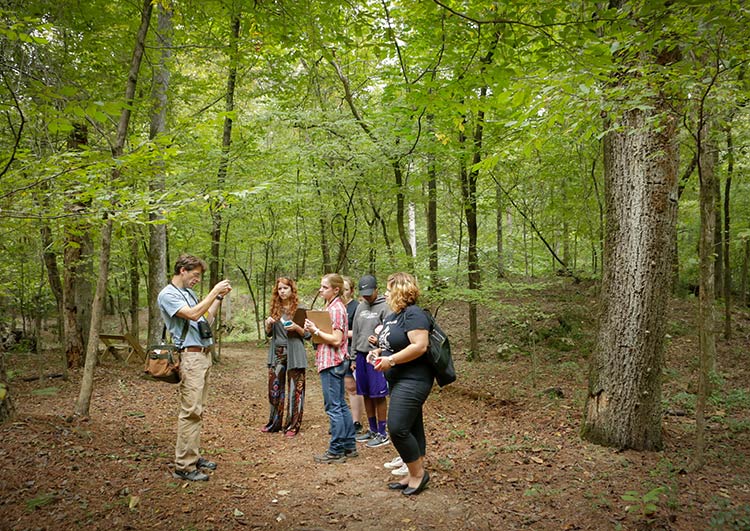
[
  {"left": 387, "top": 482, "right": 408, "bottom": 490},
  {"left": 402, "top": 471, "right": 430, "bottom": 496}
]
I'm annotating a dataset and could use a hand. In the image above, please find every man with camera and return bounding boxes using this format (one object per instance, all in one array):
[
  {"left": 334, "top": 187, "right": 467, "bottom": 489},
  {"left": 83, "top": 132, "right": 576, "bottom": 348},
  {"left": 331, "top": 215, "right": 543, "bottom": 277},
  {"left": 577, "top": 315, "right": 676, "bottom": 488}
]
[{"left": 158, "top": 254, "right": 232, "bottom": 481}]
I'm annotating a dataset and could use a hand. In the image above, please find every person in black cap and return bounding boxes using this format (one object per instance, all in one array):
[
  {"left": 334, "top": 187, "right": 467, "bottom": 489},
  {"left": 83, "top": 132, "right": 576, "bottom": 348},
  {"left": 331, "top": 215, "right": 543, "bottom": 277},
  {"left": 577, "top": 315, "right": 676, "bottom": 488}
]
[{"left": 351, "top": 274, "right": 391, "bottom": 448}]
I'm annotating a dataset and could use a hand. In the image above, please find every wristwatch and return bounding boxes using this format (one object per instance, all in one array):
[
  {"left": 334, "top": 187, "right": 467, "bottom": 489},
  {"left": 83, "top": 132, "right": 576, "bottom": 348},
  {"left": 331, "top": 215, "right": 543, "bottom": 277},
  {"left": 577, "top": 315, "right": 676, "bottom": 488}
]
[
  {"left": 217, "top": 294, "right": 224, "bottom": 300},
  {"left": 387, "top": 355, "right": 396, "bottom": 367}
]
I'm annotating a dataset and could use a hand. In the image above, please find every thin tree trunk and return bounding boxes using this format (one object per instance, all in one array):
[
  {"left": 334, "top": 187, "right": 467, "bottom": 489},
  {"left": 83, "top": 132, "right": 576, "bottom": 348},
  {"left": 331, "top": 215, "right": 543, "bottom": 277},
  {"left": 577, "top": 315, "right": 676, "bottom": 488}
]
[
  {"left": 496, "top": 179, "right": 504, "bottom": 280},
  {"left": 40, "top": 222, "right": 63, "bottom": 344},
  {"left": 129, "top": 235, "right": 139, "bottom": 341},
  {"left": 426, "top": 122, "right": 439, "bottom": 288},
  {"left": 62, "top": 124, "right": 88, "bottom": 368},
  {"left": 713, "top": 175, "right": 723, "bottom": 297},
  {"left": 146, "top": 1, "right": 171, "bottom": 347},
  {"left": 329, "top": 57, "right": 413, "bottom": 261},
  {"left": 723, "top": 127, "right": 733, "bottom": 339},
  {"left": 75, "top": 0, "right": 153, "bottom": 418},
  {"left": 693, "top": 117, "right": 717, "bottom": 471},
  {"left": 393, "top": 161, "right": 414, "bottom": 260},
  {"left": 315, "top": 178, "right": 332, "bottom": 273},
  {"left": 62, "top": 239, "right": 84, "bottom": 368},
  {"left": 0, "top": 349, "right": 13, "bottom": 424},
  {"left": 210, "top": 11, "right": 241, "bottom": 288},
  {"left": 742, "top": 239, "right": 749, "bottom": 307}
]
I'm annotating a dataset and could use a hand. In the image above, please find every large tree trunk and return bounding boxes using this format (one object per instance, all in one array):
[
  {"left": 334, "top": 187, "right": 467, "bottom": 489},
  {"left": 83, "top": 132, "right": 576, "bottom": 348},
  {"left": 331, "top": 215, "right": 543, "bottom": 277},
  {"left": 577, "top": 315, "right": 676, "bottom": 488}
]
[
  {"left": 146, "top": 1, "right": 172, "bottom": 346},
  {"left": 582, "top": 107, "right": 678, "bottom": 451},
  {"left": 75, "top": 0, "right": 153, "bottom": 417}
]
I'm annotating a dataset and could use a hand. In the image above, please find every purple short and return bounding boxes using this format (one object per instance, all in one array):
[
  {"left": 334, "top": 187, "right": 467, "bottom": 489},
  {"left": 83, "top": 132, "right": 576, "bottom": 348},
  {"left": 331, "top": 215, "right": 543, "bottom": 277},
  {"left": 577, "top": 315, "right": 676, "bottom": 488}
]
[{"left": 354, "top": 351, "right": 389, "bottom": 398}]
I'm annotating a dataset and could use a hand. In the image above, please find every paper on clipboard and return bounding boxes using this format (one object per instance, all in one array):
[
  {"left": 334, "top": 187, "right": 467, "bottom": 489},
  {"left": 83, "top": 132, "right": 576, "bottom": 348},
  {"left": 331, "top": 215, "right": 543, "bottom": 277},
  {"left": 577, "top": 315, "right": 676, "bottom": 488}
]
[{"left": 295, "top": 309, "right": 332, "bottom": 334}]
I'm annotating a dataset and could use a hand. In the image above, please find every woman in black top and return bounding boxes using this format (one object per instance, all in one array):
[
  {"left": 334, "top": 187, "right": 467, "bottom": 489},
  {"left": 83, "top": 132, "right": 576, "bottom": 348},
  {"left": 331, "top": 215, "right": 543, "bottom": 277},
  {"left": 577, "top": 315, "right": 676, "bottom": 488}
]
[{"left": 370, "top": 272, "right": 433, "bottom": 496}]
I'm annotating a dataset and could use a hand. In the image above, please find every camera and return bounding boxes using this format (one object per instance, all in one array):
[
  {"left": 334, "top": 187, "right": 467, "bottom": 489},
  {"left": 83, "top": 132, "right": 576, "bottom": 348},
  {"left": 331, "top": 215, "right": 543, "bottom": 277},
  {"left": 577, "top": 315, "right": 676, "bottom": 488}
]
[{"left": 197, "top": 320, "right": 213, "bottom": 340}]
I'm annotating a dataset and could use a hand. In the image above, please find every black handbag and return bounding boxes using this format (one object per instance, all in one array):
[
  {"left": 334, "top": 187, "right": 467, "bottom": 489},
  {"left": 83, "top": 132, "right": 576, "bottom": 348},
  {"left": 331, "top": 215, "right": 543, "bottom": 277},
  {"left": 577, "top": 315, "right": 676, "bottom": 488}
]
[{"left": 423, "top": 310, "right": 456, "bottom": 387}]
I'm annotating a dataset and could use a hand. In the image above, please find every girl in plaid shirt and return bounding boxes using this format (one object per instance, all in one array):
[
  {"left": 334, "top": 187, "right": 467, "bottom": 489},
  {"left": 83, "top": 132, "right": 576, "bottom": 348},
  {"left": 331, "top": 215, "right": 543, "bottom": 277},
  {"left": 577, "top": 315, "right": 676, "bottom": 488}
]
[{"left": 305, "top": 273, "right": 357, "bottom": 463}]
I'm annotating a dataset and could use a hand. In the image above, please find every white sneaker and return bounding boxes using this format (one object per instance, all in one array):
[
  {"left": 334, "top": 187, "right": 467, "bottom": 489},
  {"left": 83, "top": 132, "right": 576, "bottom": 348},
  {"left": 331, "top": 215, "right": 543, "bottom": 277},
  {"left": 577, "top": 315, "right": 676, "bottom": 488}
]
[
  {"left": 391, "top": 463, "right": 408, "bottom": 476},
  {"left": 383, "top": 456, "right": 404, "bottom": 469}
]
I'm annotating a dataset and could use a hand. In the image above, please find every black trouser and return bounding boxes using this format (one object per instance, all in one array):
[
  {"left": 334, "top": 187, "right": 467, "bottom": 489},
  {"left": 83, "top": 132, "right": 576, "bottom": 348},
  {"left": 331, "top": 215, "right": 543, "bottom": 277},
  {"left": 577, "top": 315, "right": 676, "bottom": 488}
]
[{"left": 386, "top": 376, "right": 433, "bottom": 464}]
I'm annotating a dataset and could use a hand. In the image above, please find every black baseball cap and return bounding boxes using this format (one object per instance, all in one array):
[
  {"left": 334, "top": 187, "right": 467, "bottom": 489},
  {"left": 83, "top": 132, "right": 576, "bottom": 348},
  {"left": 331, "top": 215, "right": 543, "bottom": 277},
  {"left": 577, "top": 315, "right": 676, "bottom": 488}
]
[{"left": 358, "top": 274, "right": 377, "bottom": 296}]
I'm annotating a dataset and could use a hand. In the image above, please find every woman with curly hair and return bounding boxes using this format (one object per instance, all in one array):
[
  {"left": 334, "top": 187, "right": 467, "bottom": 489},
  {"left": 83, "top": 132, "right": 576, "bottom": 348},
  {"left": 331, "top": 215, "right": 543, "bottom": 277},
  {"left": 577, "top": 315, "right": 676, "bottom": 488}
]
[
  {"left": 369, "top": 272, "right": 433, "bottom": 495},
  {"left": 262, "top": 277, "right": 308, "bottom": 437}
]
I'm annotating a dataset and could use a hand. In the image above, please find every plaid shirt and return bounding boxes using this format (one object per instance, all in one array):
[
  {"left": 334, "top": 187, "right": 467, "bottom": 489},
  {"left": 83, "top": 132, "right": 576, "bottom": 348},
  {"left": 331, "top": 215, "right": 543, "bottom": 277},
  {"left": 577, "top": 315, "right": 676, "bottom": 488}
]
[{"left": 315, "top": 296, "right": 348, "bottom": 372}]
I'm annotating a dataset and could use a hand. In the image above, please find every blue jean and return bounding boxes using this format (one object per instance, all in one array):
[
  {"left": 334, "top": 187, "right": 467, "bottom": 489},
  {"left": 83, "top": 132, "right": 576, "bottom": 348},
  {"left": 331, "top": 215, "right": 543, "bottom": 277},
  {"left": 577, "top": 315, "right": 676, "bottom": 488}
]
[{"left": 319, "top": 364, "right": 356, "bottom": 455}]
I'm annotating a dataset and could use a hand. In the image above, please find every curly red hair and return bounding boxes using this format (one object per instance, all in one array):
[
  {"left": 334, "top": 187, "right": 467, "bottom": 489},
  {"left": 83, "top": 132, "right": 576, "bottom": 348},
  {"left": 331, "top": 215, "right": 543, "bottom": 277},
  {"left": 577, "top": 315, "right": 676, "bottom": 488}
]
[{"left": 269, "top": 277, "right": 299, "bottom": 320}]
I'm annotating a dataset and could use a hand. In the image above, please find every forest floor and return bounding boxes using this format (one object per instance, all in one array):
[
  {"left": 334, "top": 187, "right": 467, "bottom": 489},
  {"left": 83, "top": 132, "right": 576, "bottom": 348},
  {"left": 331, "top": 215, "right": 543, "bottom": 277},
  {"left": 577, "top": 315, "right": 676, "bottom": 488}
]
[{"left": 1, "top": 279, "right": 750, "bottom": 531}]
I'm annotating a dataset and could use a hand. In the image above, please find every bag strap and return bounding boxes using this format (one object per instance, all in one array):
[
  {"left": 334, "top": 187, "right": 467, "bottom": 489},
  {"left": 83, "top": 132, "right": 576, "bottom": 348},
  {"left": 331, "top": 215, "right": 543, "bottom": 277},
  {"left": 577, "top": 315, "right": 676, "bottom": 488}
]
[
  {"left": 161, "top": 319, "right": 189, "bottom": 345},
  {"left": 423, "top": 308, "right": 436, "bottom": 330}
]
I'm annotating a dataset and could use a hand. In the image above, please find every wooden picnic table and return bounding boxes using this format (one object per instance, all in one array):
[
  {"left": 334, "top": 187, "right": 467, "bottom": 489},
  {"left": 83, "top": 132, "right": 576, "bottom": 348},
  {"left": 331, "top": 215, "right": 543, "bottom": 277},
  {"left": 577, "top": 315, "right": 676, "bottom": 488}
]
[{"left": 99, "top": 333, "right": 146, "bottom": 363}]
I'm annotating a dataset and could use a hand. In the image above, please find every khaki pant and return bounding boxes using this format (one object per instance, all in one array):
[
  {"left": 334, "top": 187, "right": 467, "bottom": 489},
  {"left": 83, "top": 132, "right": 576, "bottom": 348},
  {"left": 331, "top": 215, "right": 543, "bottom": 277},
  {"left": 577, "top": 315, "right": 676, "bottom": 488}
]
[{"left": 175, "top": 350, "right": 212, "bottom": 472}]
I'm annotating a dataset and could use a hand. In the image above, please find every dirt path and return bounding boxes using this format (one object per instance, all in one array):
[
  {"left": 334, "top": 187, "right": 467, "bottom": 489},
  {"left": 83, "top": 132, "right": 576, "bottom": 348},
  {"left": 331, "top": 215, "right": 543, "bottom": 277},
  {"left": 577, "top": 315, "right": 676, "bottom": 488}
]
[{"left": 2, "top": 299, "right": 750, "bottom": 531}]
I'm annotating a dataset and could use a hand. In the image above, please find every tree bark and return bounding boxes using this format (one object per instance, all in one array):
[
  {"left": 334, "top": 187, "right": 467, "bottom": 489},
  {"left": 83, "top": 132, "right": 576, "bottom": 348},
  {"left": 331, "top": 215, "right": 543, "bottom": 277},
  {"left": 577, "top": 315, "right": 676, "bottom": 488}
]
[
  {"left": 426, "top": 119, "right": 439, "bottom": 288},
  {"left": 40, "top": 222, "right": 63, "bottom": 343},
  {"left": 393, "top": 161, "right": 414, "bottom": 259},
  {"left": 582, "top": 107, "right": 678, "bottom": 451},
  {"left": 692, "top": 117, "right": 718, "bottom": 470},
  {"left": 210, "top": 11, "right": 241, "bottom": 288},
  {"left": 713, "top": 174, "right": 723, "bottom": 296},
  {"left": 129, "top": 235, "right": 139, "bottom": 339},
  {"left": 496, "top": 180, "right": 504, "bottom": 280},
  {"left": 61, "top": 124, "right": 89, "bottom": 368},
  {"left": 75, "top": 0, "right": 153, "bottom": 417},
  {"left": 742, "top": 239, "right": 750, "bottom": 307},
  {"left": 146, "top": 0, "right": 172, "bottom": 347},
  {"left": 0, "top": 349, "right": 13, "bottom": 424},
  {"left": 722, "top": 127, "right": 732, "bottom": 339},
  {"left": 62, "top": 238, "right": 84, "bottom": 368}
]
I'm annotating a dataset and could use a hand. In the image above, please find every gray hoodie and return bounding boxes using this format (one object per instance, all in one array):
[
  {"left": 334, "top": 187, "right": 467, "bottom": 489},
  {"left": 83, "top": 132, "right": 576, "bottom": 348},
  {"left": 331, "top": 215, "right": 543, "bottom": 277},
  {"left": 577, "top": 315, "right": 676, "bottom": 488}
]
[{"left": 351, "top": 295, "right": 389, "bottom": 353}]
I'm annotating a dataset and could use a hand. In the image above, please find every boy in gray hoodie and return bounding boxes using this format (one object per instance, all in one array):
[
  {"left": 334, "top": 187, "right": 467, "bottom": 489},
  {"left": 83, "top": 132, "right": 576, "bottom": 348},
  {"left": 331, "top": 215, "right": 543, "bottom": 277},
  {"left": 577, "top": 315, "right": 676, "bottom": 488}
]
[{"left": 351, "top": 275, "right": 391, "bottom": 448}]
